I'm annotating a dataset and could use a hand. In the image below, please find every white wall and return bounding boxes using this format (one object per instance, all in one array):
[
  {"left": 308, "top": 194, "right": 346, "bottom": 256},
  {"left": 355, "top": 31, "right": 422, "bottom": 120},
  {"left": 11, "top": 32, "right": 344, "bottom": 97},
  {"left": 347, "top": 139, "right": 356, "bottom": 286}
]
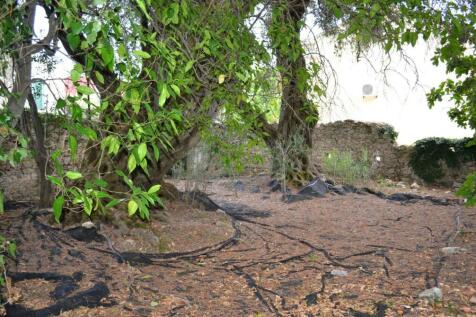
[
  {"left": 303, "top": 32, "right": 473, "bottom": 145},
  {"left": 32, "top": 6, "right": 474, "bottom": 145}
]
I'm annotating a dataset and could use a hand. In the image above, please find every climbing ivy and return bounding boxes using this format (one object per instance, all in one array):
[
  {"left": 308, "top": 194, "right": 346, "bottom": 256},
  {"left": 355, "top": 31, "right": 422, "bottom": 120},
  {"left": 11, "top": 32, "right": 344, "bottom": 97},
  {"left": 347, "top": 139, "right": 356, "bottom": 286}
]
[
  {"left": 377, "top": 124, "right": 398, "bottom": 143},
  {"left": 409, "top": 138, "right": 476, "bottom": 183}
]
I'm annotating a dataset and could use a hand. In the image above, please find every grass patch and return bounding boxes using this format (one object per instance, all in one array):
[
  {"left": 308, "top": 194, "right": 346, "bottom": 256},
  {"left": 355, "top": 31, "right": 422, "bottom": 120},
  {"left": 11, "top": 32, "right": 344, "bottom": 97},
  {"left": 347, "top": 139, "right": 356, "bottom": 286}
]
[{"left": 322, "top": 148, "right": 372, "bottom": 185}]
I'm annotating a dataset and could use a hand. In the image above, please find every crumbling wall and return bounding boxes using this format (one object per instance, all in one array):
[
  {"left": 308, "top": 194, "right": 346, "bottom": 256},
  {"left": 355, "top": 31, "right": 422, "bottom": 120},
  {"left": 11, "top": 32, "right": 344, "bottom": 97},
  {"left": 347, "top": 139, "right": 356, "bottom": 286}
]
[
  {"left": 311, "top": 120, "right": 412, "bottom": 180},
  {"left": 2, "top": 119, "right": 473, "bottom": 202}
]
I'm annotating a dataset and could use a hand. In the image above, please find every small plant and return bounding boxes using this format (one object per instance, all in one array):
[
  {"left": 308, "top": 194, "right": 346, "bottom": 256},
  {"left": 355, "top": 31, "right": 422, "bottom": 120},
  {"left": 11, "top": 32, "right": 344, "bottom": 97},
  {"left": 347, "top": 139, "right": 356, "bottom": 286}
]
[
  {"left": 377, "top": 124, "right": 398, "bottom": 143},
  {"left": 49, "top": 166, "right": 163, "bottom": 223},
  {"left": 456, "top": 171, "right": 476, "bottom": 206},
  {"left": 274, "top": 129, "right": 311, "bottom": 189},
  {"left": 322, "top": 148, "right": 372, "bottom": 184},
  {"left": 0, "top": 236, "right": 16, "bottom": 286}
]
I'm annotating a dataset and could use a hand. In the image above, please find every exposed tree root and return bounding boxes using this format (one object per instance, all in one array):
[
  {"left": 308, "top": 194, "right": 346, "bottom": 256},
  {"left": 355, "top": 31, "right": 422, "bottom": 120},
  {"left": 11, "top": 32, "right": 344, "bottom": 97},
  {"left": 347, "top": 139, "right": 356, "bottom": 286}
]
[
  {"left": 232, "top": 268, "right": 283, "bottom": 317},
  {"left": 2, "top": 189, "right": 468, "bottom": 316}
]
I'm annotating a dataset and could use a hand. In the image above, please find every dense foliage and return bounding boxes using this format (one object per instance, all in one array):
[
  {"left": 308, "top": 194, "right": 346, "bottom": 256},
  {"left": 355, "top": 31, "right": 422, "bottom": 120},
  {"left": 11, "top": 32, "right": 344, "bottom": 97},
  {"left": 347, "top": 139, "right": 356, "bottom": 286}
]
[
  {"left": 0, "top": 0, "right": 475, "bottom": 218},
  {"left": 410, "top": 137, "right": 476, "bottom": 183}
]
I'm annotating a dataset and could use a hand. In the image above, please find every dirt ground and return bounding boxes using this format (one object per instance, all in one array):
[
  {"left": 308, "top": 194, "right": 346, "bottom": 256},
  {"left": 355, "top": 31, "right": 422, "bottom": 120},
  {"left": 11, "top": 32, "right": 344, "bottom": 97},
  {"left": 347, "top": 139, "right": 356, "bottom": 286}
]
[{"left": 1, "top": 176, "right": 475, "bottom": 316}]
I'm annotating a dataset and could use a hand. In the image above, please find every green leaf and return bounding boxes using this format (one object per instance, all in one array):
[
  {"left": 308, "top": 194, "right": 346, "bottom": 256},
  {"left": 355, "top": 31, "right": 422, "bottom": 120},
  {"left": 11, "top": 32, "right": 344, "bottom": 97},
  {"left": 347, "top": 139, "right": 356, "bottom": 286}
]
[
  {"left": 47, "top": 175, "right": 63, "bottom": 186},
  {"left": 151, "top": 143, "right": 160, "bottom": 161},
  {"left": 65, "top": 171, "right": 83, "bottom": 180},
  {"left": 129, "top": 88, "right": 141, "bottom": 113},
  {"left": 218, "top": 74, "right": 225, "bottom": 84},
  {"left": 148, "top": 184, "right": 161, "bottom": 194},
  {"left": 138, "top": 143, "right": 147, "bottom": 161},
  {"left": 53, "top": 195, "right": 65, "bottom": 223},
  {"left": 95, "top": 178, "right": 108, "bottom": 187},
  {"left": 105, "top": 199, "right": 120, "bottom": 208},
  {"left": 77, "top": 85, "right": 94, "bottom": 95},
  {"left": 67, "top": 34, "right": 80, "bottom": 50},
  {"left": 134, "top": 0, "right": 152, "bottom": 20},
  {"left": 70, "top": 21, "right": 83, "bottom": 34},
  {"left": 84, "top": 196, "right": 93, "bottom": 215},
  {"left": 180, "top": 0, "right": 188, "bottom": 17},
  {"left": 71, "top": 64, "right": 82, "bottom": 82},
  {"left": 169, "top": 3, "right": 180, "bottom": 24},
  {"left": 0, "top": 191, "right": 4, "bottom": 214},
  {"left": 100, "top": 43, "right": 115, "bottom": 67},
  {"left": 77, "top": 126, "right": 97, "bottom": 140},
  {"left": 184, "top": 60, "right": 194, "bottom": 72},
  {"left": 7, "top": 242, "right": 16, "bottom": 258},
  {"left": 128, "top": 154, "right": 137, "bottom": 173},
  {"left": 225, "top": 37, "right": 234, "bottom": 49},
  {"left": 140, "top": 159, "right": 148, "bottom": 174},
  {"left": 128, "top": 199, "right": 139, "bottom": 216},
  {"left": 68, "top": 135, "right": 78, "bottom": 162},
  {"left": 133, "top": 50, "right": 151, "bottom": 59},
  {"left": 118, "top": 43, "right": 127, "bottom": 58},
  {"left": 94, "top": 71, "right": 105, "bottom": 84},
  {"left": 159, "top": 85, "right": 168, "bottom": 107},
  {"left": 170, "top": 84, "right": 180, "bottom": 96}
]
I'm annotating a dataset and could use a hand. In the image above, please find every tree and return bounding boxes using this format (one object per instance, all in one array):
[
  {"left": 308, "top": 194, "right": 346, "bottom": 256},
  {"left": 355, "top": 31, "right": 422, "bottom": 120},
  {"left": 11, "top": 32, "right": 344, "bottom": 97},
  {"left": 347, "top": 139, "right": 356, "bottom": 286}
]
[
  {"left": 256, "top": 0, "right": 475, "bottom": 187},
  {"left": 1, "top": 0, "right": 474, "bottom": 220},
  {"left": 264, "top": 0, "right": 317, "bottom": 184},
  {"left": 254, "top": 0, "right": 407, "bottom": 184},
  {"left": 2, "top": 0, "right": 269, "bottom": 220},
  {"left": 0, "top": 1, "right": 59, "bottom": 207}
]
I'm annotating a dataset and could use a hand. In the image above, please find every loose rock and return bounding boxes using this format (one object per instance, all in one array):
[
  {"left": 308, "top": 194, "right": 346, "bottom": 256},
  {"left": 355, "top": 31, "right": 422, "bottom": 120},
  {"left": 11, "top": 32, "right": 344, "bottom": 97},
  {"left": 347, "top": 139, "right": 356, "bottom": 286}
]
[
  {"left": 411, "top": 182, "right": 420, "bottom": 189},
  {"left": 81, "top": 221, "right": 95, "bottom": 229},
  {"left": 67, "top": 249, "right": 83, "bottom": 258},
  {"left": 441, "top": 246, "right": 467, "bottom": 255},
  {"left": 330, "top": 269, "right": 348, "bottom": 277},
  {"left": 298, "top": 178, "right": 328, "bottom": 197},
  {"left": 418, "top": 287, "right": 442, "bottom": 301},
  {"left": 250, "top": 185, "right": 260, "bottom": 193},
  {"left": 233, "top": 180, "right": 245, "bottom": 192},
  {"left": 305, "top": 292, "right": 318, "bottom": 306},
  {"left": 396, "top": 182, "right": 407, "bottom": 188},
  {"left": 270, "top": 182, "right": 282, "bottom": 192},
  {"left": 65, "top": 226, "right": 105, "bottom": 243}
]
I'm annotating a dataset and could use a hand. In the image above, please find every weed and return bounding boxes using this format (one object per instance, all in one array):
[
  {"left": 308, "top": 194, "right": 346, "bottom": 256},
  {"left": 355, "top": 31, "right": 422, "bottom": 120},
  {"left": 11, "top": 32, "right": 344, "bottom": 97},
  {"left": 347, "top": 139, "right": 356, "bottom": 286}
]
[{"left": 322, "top": 148, "right": 372, "bottom": 184}]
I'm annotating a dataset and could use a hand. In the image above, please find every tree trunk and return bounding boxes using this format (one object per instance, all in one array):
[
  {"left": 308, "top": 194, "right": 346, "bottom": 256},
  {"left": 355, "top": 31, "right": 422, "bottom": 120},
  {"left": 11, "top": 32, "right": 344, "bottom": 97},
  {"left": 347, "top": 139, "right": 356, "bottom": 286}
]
[
  {"left": 268, "top": 0, "right": 317, "bottom": 185},
  {"left": 6, "top": 3, "right": 36, "bottom": 126},
  {"left": 27, "top": 93, "right": 53, "bottom": 207}
]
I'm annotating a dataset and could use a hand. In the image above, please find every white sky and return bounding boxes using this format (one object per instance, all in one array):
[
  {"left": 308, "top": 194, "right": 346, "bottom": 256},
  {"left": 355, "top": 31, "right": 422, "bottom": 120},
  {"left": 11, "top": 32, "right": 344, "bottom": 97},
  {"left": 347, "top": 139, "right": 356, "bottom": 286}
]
[{"left": 33, "top": 6, "right": 473, "bottom": 145}]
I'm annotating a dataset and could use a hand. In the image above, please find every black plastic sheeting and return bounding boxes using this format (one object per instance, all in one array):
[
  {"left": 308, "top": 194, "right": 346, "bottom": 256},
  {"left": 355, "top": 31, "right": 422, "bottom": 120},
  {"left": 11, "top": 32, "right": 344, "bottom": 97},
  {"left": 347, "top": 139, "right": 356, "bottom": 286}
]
[{"left": 5, "top": 281, "right": 109, "bottom": 317}]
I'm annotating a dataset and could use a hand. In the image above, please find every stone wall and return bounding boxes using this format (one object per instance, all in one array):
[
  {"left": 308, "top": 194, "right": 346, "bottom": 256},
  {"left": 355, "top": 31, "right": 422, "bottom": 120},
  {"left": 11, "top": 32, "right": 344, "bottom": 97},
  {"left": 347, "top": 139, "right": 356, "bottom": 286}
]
[
  {"left": 311, "top": 120, "right": 414, "bottom": 180},
  {"left": 1, "top": 119, "right": 473, "bottom": 202},
  {"left": 311, "top": 120, "right": 474, "bottom": 185},
  {"left": 0, "top": 159, "right": 40, "bottom": 202}
]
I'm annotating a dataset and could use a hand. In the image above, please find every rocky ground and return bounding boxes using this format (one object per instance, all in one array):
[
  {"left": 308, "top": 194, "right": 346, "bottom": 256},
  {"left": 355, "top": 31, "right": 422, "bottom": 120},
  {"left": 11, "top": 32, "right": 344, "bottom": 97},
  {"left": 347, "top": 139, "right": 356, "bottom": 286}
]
[{"left": 1, "top": 176, "right": 475, "bottom": 316}]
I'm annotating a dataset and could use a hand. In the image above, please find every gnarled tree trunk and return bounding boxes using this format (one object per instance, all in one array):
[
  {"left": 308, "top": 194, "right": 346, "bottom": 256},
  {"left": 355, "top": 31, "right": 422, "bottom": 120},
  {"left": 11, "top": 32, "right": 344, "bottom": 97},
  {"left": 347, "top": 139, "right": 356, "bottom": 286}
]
[{"left": 267, "top": 0, "right": 317, "bottom": 185}]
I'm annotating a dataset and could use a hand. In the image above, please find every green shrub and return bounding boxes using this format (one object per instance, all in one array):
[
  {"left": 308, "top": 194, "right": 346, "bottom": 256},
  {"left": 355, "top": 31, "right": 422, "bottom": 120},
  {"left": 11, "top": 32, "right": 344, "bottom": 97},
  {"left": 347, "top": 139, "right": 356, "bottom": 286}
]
[
  {"left": 457, "top": 171, "right": 476, "bottom": 206},
  {"left": 322, "top": 148, "right": 372, "bottom": 184},
  {"left": 409, "top": 137, "right": 476, "bottom": 183},
  {"left": 377, "top": 124, "right": 399, "bottom": 143}
]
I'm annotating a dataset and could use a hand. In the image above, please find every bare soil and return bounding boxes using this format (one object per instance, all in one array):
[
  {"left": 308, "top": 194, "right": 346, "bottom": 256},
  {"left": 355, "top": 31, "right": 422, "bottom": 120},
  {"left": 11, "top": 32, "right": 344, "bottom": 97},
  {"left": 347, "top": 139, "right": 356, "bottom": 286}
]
[{"left": 1, "top": 176, "right": 475, "bottom": 316}]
